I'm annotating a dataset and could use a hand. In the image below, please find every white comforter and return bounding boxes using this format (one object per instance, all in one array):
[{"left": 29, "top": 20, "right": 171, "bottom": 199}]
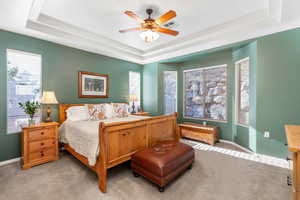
[{"left": 59, "top": 115, "right": 150, "bottom": 166}]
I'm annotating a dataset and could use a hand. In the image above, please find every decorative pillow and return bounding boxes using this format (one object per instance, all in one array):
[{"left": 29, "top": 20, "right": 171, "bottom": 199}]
[
  {"left": 111, "top": 103, "right": 130, "bottom": 118},
  {"left": 85, "top": 104, "right": 106, "bottom": 120},
  {"left": 104, "top": 104, "right": 114, "bottom": 119},
  {"left": 66, "top": 106, "right": 90, "bottom": 121}
]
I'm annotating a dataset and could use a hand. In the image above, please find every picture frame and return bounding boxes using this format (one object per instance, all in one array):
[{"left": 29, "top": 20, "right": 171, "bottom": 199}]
[{"left": 78, "top": 71, "right": 109, "bottom": 98}]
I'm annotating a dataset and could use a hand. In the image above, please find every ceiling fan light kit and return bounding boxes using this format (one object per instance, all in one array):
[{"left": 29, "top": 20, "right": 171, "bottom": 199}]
[
  {"left": 119, "top": 8, "right": 179, "bottom": 43},
  {"left": 140, "top": 30, "right": 159, "bottom": 43}
]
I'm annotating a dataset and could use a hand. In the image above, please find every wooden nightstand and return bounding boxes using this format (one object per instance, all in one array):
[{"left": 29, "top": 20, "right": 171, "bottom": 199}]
[
  {"left": 21, "top": 122, "right": 60, "bottom": 169},
  {"left": 132, "top": 112, "right": 150, "bottom": 116},
  {"left": 179, "top": 123, "right": 219, "bottom": 146}
]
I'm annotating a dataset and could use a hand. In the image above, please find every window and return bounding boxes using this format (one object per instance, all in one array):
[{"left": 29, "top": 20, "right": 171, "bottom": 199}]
[
  {"left": 183, "top": 65, "right": 227, "bottom": 121},
  {"left": 235, "top": 58, "right": 250, "bottom": 126},
  {"left": 7, "top": 49, "right": 42, "bottom": 134},
  {"left": 129, "top": 71, "right": 141, "bottom": 111},
  {"left": 164, "top": 71, "right": 177, "bottom": 114}
]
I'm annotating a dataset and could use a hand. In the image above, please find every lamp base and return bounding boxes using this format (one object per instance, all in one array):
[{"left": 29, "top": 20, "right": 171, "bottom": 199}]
[
  {"left": 131, "top": 101, "right": 136, "bottom": 114},
  {"left": 45, "top": 106, "right": 53, "bottom": 122}
]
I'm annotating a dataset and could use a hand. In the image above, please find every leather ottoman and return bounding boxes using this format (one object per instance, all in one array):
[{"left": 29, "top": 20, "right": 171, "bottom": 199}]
[{"left": 131, "top": 141, "right": 195, "bottom": 192}]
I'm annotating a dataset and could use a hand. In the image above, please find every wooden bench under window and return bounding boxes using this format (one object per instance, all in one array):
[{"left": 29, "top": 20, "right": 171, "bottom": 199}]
[{"left": 179, "top": 123, "right": 219, "bottom": 146}]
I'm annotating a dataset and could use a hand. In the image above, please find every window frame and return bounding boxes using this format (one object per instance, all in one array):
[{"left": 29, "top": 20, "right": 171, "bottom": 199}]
[
  {"left": 6, "top": 49, "right": 42, "bottom": 134},
  {"left": 163, "top": 70, "right": 178, "bottom": 114},
  {"left": 235, "top": 57, "right": 250, "bottom": 127},
  {"left": 183, "top": 64, "right": 228, "bottom": 123}
]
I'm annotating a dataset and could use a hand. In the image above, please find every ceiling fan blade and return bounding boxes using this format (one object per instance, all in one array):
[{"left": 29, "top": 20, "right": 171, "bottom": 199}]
[
  {"left": 155, "top": 28, "right": 179, "bottom": 36},
  {"left": 119, "top": 27, "right": 142, "bottom": 33},
  {"left": 155, "top": 10, "right": 176, "bottom": 25},
  {"left": 124, "top": 11, "right": 145, "bottom": 23}
]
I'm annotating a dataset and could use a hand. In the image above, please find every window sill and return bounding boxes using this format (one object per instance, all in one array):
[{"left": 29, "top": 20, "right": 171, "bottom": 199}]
[
  {"left": 183, "top": 116, "right": 228, "bottom": 124},
  {"left": 236, "top": 123, "right": 249, "bottom": 128}
]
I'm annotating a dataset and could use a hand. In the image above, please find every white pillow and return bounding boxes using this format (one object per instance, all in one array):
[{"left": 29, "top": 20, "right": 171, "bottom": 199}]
[
  {"left": 104, "top": 104, "right": 114, "bottom": 119},
  {"left": 66, "top": 106, "right": 90, "bottom": 121}
]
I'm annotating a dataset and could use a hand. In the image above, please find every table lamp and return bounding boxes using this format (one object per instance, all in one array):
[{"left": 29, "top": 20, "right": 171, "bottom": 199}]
[
  {"left": 129, "top": 94, "right": 139, "bottom": 114},
  {"left": 41, "top": 91, "right": 58, "bottom": 122}
]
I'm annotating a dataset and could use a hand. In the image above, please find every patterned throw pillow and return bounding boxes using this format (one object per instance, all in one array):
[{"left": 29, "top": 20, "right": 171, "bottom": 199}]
[
  {"left": 85, "top": 104, "right": 106, "bottom": 120},
  {"left": 111, "top": 103, "right": 130, "bottom": 118},
  {"left": 104, "top": 104, "right": 114, "bottom": 119}
]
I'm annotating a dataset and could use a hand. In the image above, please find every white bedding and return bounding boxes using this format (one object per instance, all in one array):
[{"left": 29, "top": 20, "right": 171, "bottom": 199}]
[{"left": 59, "top": 115, "right": 150, "bottom": 166}]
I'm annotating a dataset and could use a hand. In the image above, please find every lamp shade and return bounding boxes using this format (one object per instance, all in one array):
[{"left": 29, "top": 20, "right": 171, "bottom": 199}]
[
  {"left": 41, "top": 91, "right": 58, "bottom": 104},
  {"left": 129, "top": 94, "right": 139, "bottom": 102}
]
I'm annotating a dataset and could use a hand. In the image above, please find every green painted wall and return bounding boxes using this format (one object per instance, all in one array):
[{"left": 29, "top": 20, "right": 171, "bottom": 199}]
[
  {"left": 3, "top": 26, "right": 300, "bottom": 161},
  {"left": 143, "top": 27, "right": 300, "bottom": 159},
  {"left": 0, "top": 30, "right": 142, "bottom": 161},
  {"left": 142, "top": 62, "right": 179, "bottom": 116},
  {"left": 255, "top": 28, "right": 300, "bottom": 158},
  {"left": 177, "top": 50, "right": 235, "bottom": 141},
  {"left": 143, "top": 63, "right": 159, "bottom": 115}
]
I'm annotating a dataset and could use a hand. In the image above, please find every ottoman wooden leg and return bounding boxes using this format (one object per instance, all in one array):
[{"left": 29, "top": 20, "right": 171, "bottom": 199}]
[
  {"left": 187, "top": 164, "right": 193, "bottom": 170},
  {"left": 133, "top": 171, "right": 140, "bottom": 177},
  {"left": 158, "top": 186, "right": 165, "bottom": 192}
]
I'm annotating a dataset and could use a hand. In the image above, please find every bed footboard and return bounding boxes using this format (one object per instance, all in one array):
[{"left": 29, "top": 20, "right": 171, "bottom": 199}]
[{"left": 96, "top": 113, "right": 178, "bottom": 193}]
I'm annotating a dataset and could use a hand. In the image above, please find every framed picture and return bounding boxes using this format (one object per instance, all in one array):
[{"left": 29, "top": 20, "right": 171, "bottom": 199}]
[{"left": 78, "top": 71, "right": 109, "bottom": 98}]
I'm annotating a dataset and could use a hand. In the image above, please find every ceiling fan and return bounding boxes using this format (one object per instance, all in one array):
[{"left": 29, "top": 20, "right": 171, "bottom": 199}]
[{"left": 119, "top": 9, "right": 179, "bottom": 43}]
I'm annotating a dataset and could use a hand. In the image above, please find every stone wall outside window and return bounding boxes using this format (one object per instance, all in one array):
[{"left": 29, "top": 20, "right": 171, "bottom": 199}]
[{"left": 184, "top": 65, "right": 227, "bottom": 121}]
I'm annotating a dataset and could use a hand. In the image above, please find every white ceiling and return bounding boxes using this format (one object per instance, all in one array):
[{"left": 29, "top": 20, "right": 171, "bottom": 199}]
[{"left": 1, "top": 0, "right": 300, "bottom": 64}]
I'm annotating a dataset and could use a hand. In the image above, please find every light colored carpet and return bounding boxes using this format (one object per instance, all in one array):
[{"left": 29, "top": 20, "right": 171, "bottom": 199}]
[{"left": 0, "top": 143, "right": 292, "bottom": 200}]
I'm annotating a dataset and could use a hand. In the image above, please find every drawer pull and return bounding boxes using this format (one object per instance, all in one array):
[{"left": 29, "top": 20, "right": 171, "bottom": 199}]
[
  {"left": 41, "top": 142, "right": 44, "bottom": 146},
  {"left": 40, "top": 152, "right": 44, "bottom": 157},
  {"left": 41, "top": 132, "right": 44, "bottom": 135},
  {"left": 52, "top": 141, "right": 55, "bottom": 145}
]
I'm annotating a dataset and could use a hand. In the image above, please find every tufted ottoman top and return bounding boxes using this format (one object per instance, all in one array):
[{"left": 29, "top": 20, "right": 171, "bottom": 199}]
[{"left": 132, "top": 140, "right": 195, "bottom": 177}]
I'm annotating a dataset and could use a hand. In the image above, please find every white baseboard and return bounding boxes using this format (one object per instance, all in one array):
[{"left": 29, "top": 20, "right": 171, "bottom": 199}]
[
  {"left": 0, "top": 140, "right": 289, "bottom": 169},
  {"left": 0, "top": 157, "right": 20, "bottom": 167},
  {"left": 219, "top": 139, "right": 288, "bottom": 164},
  {"left": 183, "top": 138, "right": 290, "bottom": 169}
]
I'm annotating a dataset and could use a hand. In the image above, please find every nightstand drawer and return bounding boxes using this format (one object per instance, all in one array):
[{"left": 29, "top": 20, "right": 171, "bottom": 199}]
[
  {"left": 29, "top": 148, "right": 56, "bottom": 161},
  {"left": 29, "top": 139, "right": 56, "bottom": 153},
  {"left": 28, "top": 128, "right": 54, "bottom": 141}
]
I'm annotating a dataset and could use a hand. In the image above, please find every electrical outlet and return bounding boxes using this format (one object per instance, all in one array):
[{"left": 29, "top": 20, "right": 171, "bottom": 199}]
[{"left": 264, "top": 131, "right": 270, "bottom": 138}]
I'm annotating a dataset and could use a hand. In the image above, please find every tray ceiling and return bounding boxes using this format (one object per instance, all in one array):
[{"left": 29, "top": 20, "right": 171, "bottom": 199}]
[{"left": 1, "top": 0, "right": 300, "bottom": 64}]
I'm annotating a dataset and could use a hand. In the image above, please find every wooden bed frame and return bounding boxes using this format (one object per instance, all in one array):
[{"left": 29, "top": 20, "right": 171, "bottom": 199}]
[{"left": 59, "top": 104, "right": 179, "bottom": 193}]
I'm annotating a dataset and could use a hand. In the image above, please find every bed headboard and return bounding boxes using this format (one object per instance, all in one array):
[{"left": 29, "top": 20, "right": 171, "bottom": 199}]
[
  {"left": 59, "top": 104, "right": 84, "bottom": 124},
  {"left": 59, "top": 103, "right": 130, "bottom": 124}
]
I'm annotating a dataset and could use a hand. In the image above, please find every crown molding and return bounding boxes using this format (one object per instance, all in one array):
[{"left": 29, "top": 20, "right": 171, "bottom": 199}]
[
  {"left": 13, "top": 0, "right": 297, "bottom": 64},
  {"left": 28, "top": 0, "right": 45, "bottom": 21},
  {"left": 26, "top": 19, "right": 143, "bottom": 63},
  {"left": 37, "top": 14, "right": 144, "bottom": 56},
  {"left": 143, "top": 9, "right": 269, "bottom": 58}
]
